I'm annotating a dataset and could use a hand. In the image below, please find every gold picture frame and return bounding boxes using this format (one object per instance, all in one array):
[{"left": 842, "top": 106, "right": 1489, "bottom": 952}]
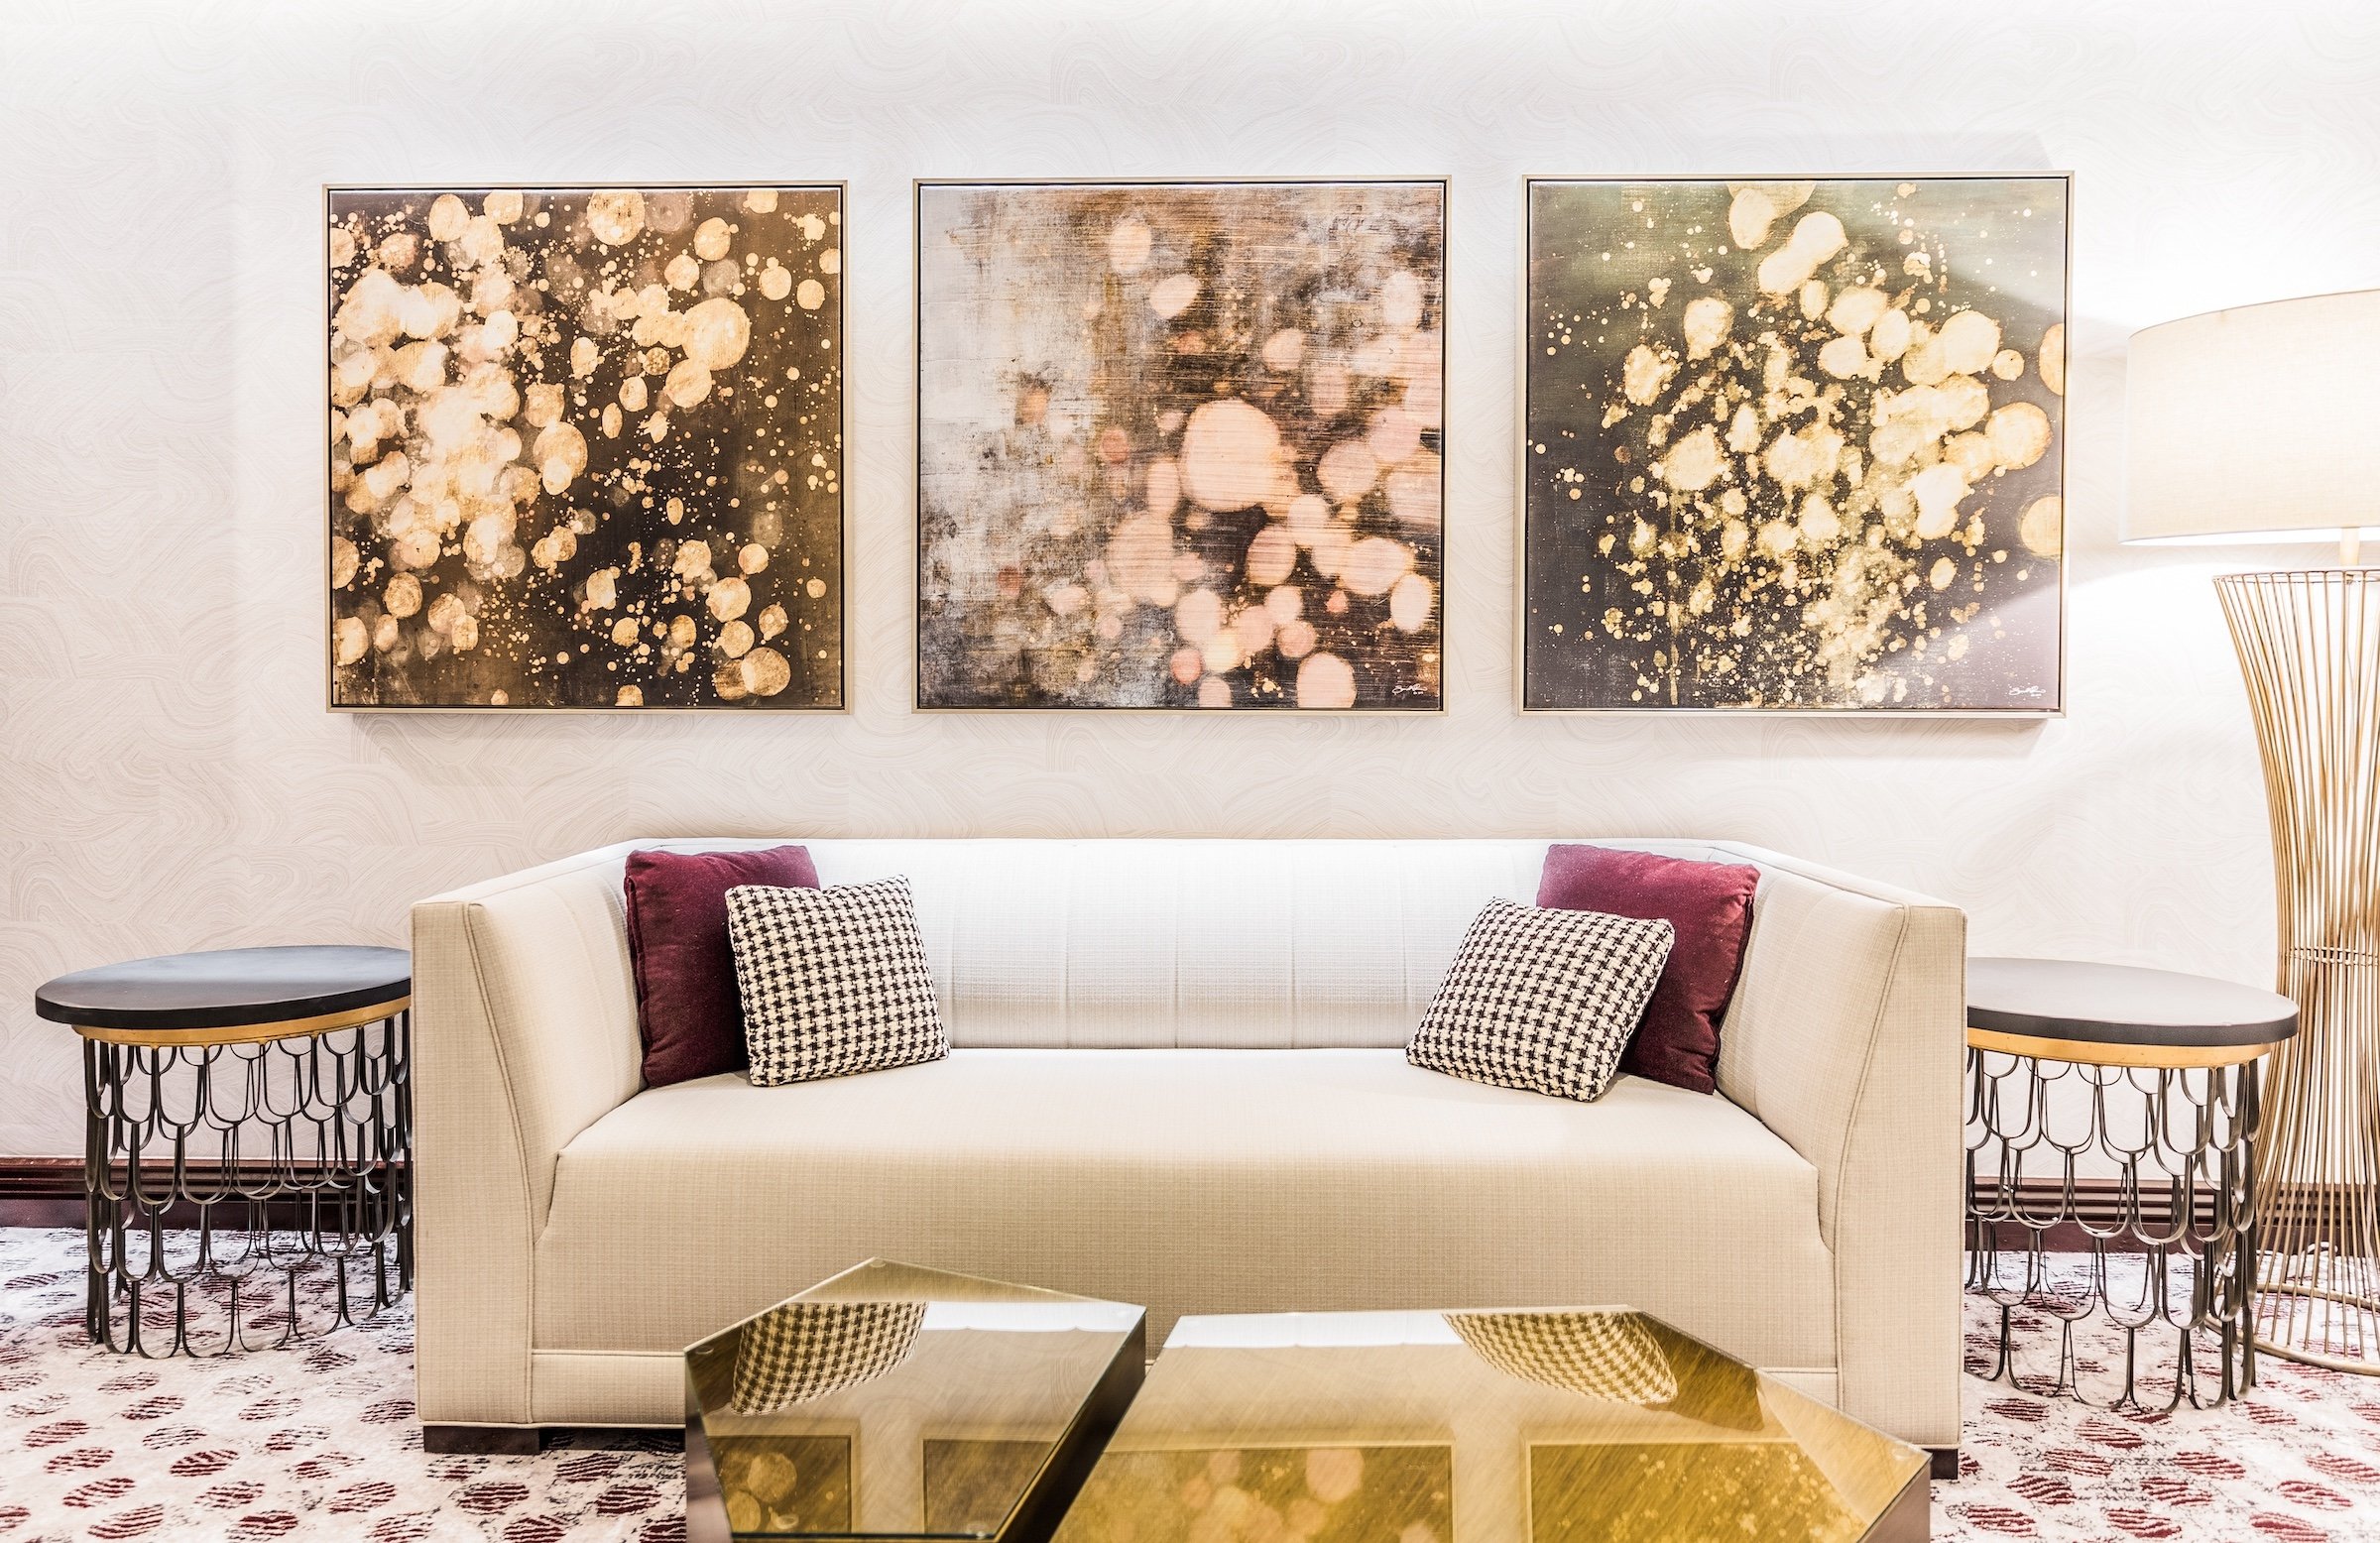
[
  {"left": 1515, "top": 173, "right": 2073, "bottom": 716},
  {"left": 323, "top": 181, "right": 850, "bottom": 712},
  {"left": 913, "top": 177, "right": 1450, "bottom": 713}
]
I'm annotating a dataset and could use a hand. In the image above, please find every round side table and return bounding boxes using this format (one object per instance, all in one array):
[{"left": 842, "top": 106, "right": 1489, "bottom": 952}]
[
  {"left": 33, "top": 945, "right": 414, "bottom": 1356},
  {"left": 1964, "top": 956, "right": 2299, "bottom": 1410}
]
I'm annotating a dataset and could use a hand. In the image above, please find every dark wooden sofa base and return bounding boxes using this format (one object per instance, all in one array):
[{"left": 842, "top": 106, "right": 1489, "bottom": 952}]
[
  {"left": 421, "top": 1425, "right": 549, "bottom": 1456},
  {"left": 1929, "top": 1446, "right": 1961, "bottom": 1480}
]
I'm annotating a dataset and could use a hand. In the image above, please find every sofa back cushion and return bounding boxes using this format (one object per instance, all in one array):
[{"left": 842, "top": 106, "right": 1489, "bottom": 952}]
[
  {"left": 789, "top": 839, "right": 1741, "bottom": 1051},
  {"left": 540, "top": 840, "right": 1759, "bottom": 1069}
]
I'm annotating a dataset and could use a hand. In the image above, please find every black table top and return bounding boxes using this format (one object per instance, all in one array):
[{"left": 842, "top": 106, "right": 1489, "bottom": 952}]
[
  {"left": 1968, "top": 956, "right": 2299, "bottom": 1050},
  {"left": 34, "top": 945, "right": 411, "bottom": 1032}
]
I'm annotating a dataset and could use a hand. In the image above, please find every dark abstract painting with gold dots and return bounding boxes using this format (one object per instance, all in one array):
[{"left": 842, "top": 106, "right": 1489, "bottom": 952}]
[
  {"left": 1522, "top": 177, "right": 2068, "bottom": 713},
  {"left": 325, "top": 184, "right": 844, "bottom": 709},
  {"left": 916, "top": 179, "right": 1445, "bottom": 711}
]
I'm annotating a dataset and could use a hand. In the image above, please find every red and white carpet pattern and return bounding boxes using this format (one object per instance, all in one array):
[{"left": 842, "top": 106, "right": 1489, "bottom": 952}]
[
  {"left": 0, "top": 1232, "right": 680, "bottom": 1542},
  {"left": 5, "top": 1230, "right": 2380, "bottom": 1541}
]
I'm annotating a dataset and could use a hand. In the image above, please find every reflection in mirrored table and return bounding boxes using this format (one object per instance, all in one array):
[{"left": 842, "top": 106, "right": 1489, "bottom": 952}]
[
  {"left": 1054, "top": 1307, "right": 1930, "bottom": 1543},
  {"left": 683, "top": 1260, "right": 1144, "bottom": 1542}
]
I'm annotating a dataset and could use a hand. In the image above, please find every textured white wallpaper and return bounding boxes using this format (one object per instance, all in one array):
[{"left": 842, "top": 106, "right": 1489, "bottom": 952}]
[{"left": 3, "top": 0, "right": 2374, "bottom": 1155}]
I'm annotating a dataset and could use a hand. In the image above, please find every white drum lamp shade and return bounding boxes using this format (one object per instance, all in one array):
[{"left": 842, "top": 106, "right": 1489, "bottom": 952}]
[{"left": 2123, "top": 288, "right": 2380, "bottom": 547}]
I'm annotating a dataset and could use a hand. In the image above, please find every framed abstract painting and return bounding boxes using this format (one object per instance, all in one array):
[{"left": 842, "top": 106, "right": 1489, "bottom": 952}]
[
  {"left": 916, "top": 178, "right": 1446, "bottom": 711},
  {"left": 1520, "top": 176, "right": 2070, "bottom": 713},
  {"left": 325, "top": 183, "right": 845, "bottom": 709}
]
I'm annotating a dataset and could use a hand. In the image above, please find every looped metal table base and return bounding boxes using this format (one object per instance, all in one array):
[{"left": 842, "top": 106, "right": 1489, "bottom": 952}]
[
  {"left": 82, "top": 1010, "right": 413, "bottom": 1357},
  {"left": 1964, "top": 1044, "right": 2262, "bottom": 1412}
]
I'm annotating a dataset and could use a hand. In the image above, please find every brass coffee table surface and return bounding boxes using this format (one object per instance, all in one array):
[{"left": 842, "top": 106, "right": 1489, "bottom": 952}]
[
  {"left": 683, "top": 1261, "right": 1144, "bottom": 1543},
  {"left": 1055, "top": 1306, "right": 1929, "bottom": 1542},
  {"left": 685, "top": 1266, "right": 1926, "bottom": 1542}
]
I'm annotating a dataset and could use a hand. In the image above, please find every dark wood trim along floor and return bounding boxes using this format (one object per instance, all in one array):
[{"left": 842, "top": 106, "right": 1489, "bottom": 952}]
[
  {"left": 0, "top": 1159, "right": 91, "bottom": 1228},
  {"left": 0, "top": 1157, "right": 409, "bottom": 1230},
  {"left": 1967, "top": 1174, "right": 2210, "bottom": 1254}
]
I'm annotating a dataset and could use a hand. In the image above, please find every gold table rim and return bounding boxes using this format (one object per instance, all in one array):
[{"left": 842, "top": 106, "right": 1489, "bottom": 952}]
[
  {"left": 71, "top": 996, "right": 412, "bottom": 1047},
  {"left": 1966, "top": 1022, "right": 2278, "bottom": 1069}
]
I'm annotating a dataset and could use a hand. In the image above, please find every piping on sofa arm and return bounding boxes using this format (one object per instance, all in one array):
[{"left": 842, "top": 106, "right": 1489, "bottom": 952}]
[{"left": 1706, "top": 842, "right": 1967, "bottom": 1451}]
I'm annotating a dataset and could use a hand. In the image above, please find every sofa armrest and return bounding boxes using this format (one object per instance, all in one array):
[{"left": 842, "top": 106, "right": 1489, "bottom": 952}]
[
  {"left": 1708, "top": 842, "right": 1966, "bottom": 1450},
  {"left": 411, "top": 842, "right": 648, "bottom": 1426}
]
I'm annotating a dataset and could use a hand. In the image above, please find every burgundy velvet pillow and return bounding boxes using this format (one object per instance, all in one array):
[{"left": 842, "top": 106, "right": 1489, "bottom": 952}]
[
  {"left": 625, "top": 845, "right": 820, "bottom": 1087},
  {"left": 1536, "top": 845, "right": 1760, "bottom": 1095}
]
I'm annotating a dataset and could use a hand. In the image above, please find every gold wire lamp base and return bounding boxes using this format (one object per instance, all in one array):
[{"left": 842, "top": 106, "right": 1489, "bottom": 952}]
[{"left": 2219, "top": 568, "right": 2380, "bottom": 1373}]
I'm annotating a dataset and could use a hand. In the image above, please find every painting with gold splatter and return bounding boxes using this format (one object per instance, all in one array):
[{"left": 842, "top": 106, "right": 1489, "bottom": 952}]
[
  {"left": 1523, "top": 177, "right": 2068, "bottom": 712},
  {"left": 917, "top": 179, "right": 1445, "bottom": 711},
  {"left": 325, "top": 184, "right": 843, "bottom": 709}
]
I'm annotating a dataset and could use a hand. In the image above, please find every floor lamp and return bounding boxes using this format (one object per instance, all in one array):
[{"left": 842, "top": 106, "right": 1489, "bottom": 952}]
[{"left": 2125, "top": 289, "right": 2380, "bottom": 1371}]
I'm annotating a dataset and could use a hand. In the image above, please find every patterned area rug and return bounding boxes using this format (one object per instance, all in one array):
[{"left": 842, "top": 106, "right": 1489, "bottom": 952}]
[
  {"left": 1949, "top": 1260, "right": 2380, "bottom": 1543},
  {"left": 5, "top": 1229, "right": 2379, "bottom": 1540},
  {"left": 0, "top": 1231, "right": 679, "bottom": 1542}
]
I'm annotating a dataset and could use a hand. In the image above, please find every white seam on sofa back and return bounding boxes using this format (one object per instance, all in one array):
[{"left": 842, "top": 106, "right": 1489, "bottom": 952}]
[{"left": 829, "top": 838, "right": 1560, "bottom": 1048}]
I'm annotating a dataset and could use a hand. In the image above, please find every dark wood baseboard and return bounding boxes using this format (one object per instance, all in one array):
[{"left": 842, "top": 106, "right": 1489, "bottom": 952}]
[
  {"left": 1971, "top": 1176, "right": 2160, "bottom": 1254},
  {"left": 0, "top": 1159, "right": 97, "bottom": 1229},
  {"left": 0, "top": 1156, "right": 408, "bottom": 1231},
  {"left": 1970, "top": 1174, "right": 2240, "bottom": 1254}
]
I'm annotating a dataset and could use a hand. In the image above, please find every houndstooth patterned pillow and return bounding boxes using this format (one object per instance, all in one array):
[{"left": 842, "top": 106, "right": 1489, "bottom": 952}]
[
  {"left": 731, "top": 1299, "right": 927, "bottom": 1414},
  {"left": 1406, "top": 899, "right": 1672, "bottom": 1102},
  {"left": 726, "top": 878, "right": 950, "bottom": 1087}
]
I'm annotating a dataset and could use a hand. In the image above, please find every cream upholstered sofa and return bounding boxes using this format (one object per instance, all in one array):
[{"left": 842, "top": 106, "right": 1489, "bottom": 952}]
[{"left": 410, "top": 838, "right": 1964, "bottom": 1455}]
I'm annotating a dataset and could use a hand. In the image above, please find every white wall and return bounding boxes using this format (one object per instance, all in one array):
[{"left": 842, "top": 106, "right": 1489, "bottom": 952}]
[{"left": 2, "top": 0, "right": 2368, "bottom": 1156}]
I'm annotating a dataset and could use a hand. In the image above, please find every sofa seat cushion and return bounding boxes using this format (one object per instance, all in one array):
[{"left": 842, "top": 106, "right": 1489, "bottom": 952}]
[{"left": 535, "top": 1047, "right": 1835, "bottom": 1372}]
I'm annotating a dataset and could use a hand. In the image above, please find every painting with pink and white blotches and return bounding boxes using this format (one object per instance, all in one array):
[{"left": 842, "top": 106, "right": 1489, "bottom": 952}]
[
  {"left": 326, "top": 185, "right": 843, "bottom": 710},
  {"left": 1523, "top": 178, "right": 2067, "bottom": 713},
  {"left": 916, "top": 180, "right": 1444, "bottom": 711}
]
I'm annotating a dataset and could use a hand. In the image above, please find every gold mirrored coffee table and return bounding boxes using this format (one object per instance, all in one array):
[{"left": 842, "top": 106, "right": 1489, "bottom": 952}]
[
  {"left": 684, "top": 1260, "right": 1144, "bottom": 1543},
  {"left": 1055, "top": 1307, "right": 1930, "bottom": 1543}
]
